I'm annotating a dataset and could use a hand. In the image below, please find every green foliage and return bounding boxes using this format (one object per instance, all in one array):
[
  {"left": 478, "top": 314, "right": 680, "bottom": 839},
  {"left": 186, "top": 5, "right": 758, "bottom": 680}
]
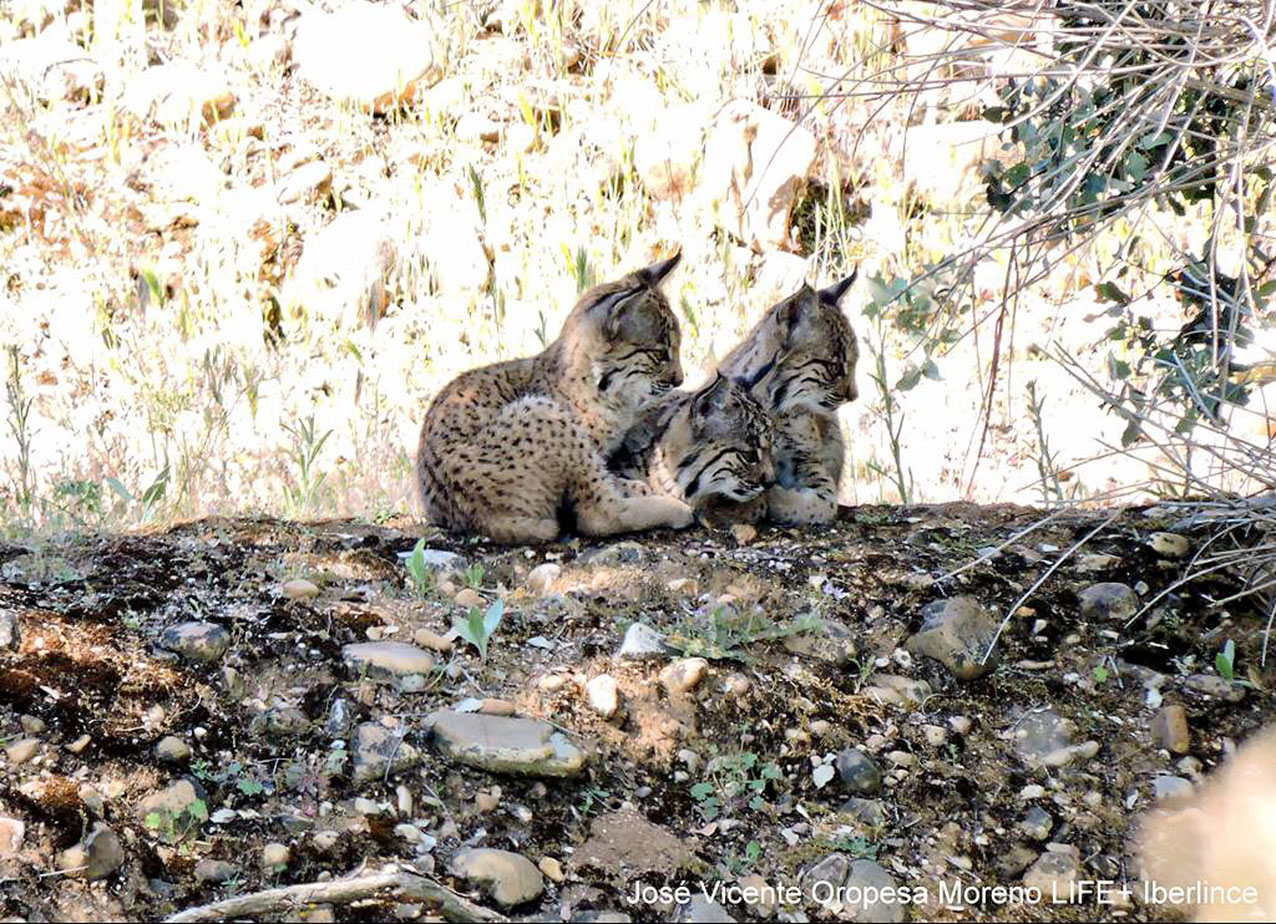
[
  {"left": 1216, "top": 638, "right": 1236, "bottom": 681},
  {"left": 691, "top": 745, "right": 784, "bottom": 822},
  {"left": 281, "top": 415, "right": 332, "bottom": 516},
  {"left": 403, "top": 538, "right": 434, "bottom": 597},
  {"left": 667, "top": 606, "right": 821, "bottom": 662},
  {"left": 452, "top": 598, "right": 504, "bottom": 659},
  {"left": 106, "top": 465, "right": 170, "bottom": 525},
  {"left": 460, "top": 563, "right": 486, "bottom": 590}
]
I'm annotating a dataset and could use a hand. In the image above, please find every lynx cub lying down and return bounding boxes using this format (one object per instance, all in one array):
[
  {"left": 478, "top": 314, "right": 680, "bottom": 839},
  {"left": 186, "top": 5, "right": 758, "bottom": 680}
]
[
  {"left": 608, "top": 373, "right": 776, "bottom": 511},
  {"left": 416, "top": 255, "right": 695, "bottom": 545}
]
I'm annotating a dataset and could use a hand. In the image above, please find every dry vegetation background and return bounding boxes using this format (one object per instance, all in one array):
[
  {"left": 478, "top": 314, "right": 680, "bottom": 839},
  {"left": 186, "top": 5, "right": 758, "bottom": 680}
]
[{"left": 2, "top": 0, "right": 1274, "bottom": 532}]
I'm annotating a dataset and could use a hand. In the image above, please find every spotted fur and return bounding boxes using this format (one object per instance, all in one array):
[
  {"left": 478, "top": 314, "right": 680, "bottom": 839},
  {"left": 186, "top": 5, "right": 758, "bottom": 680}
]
[
  {"left": 609, "top": 374, "right": 776, "bottom": 509},
  {"left": 713, "top": 271, "right": 860, "bottom": 526},
  {"left": 416, "top": 255, "right": 696, "bottom": 544}
]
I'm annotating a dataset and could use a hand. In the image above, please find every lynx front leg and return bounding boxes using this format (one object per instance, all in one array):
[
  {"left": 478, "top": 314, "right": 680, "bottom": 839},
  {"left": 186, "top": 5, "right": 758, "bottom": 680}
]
[{"left": 766, "top": 484, "right": 836, "bottom": 525}]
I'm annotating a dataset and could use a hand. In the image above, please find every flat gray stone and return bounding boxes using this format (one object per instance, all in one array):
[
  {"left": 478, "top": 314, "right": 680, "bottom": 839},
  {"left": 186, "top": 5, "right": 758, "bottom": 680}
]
[
  {"left": 835, "top": 749, "right": 881, "bottom": 795},
  {"left": 427, "top": 711, "right": 584, "bottom": 778},
  {"left": 342, "top": 642, "right": 435, "bottom": 692},
  {"left": 1077, "top": 582, "right": 1138, "bottom": 621},
  {"left": 57, "top": 823, "right": 123, "bottom": 880},
  {"left": 351, "top": 723, "right": 420, "bottom": 784},
  {"left": 906, "top": 597, "right": 998, "bottom": 680},
  {"left": 616, "top": 623, "right": 670, "bottom": 661}
]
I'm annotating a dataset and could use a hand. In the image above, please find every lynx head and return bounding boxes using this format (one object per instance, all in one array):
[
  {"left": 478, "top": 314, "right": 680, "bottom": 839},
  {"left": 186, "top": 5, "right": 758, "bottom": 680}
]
[
  {"left": 721, "top": 270, "right": 860, "bottom": 415},
  {"left": 559, "top": 253, "right": 684, "bottom": 412},
  {"left": 660, "top": 374, "right": 775, "bottom": 505}
]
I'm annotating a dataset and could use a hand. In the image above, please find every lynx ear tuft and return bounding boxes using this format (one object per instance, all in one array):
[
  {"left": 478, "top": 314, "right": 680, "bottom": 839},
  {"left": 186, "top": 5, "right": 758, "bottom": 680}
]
[
  {"left": 819, "top": 267, "right": 859, "bottom": 305},
  {"left": 635, "top": 251, "right": 682, "bottom": 287}
]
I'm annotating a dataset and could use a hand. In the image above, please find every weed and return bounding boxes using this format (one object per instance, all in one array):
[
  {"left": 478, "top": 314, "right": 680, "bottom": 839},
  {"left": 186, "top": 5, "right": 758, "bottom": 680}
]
[
  {"left": 452, "top": 597, "right": 504, "bottom": 660},
  {"left": 282, "top": 415, "right": 333, "bottom": 516},
  {"left": 4, "top": 346, "right": 35, "bottom": 522},
  {"left": 144, "top": 797, "right": 208, "bottom": 843},
  {"left": 691, "top": 746, "right": 783, "bottom": 822},
  {"left": 107, "top": 466, "right": 170, "bottom": 525},
  {"left": 1216, "top": 638, "right": 1236, "bottom": 681},
  {"left": 403, "top": 538, "right": 435, "bottom": 598},
  {"left": 460, "top": 563, "right": 486, "bottom": 590},
  {"left": 1025, "top": 380, "right": 1067, "bottom": 506},
  {"left": 668, "top": 606, "right": 822, "bottom": 662}
]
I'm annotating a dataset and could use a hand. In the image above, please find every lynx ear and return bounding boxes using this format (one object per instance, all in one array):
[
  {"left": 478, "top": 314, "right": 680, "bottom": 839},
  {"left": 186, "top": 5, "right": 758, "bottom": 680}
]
[
  {"left": 819, "top": 267, "right": 859, "bottom": 305},
  {"left": 692, "top": 372, "right": 733, "bottom": 423},
  {"left": 634, "top": 251, "right": 682, "bottom": 287},
  {"left": 776, "top": 284, "right": 816, "bottom": 335}
]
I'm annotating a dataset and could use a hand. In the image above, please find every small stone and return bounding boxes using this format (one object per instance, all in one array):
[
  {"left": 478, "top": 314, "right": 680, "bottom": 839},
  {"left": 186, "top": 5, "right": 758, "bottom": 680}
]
[
  {"left": 922, "top": 724, "right": 947, "bottom": 747},
  {"left": 426, "top": 711, "right": 584, "bottom": 778},
  {"left": 351, "top": 723, "right": 420, "bottom": 783},
  {"left": 57, "top": 823, "right": 123, "bottom": 880},
  {"left": 5, "top": 739, "right": 38, "bottom": 765},
  {"left": 835, "top": 749, "right": 881, "bottom": 795},
  {"left": 539, "top": 674, "right": 569, "bottom": 693},
  {"left": 342, "top": 642, "right": 436, "bottom": 692},
  {"left": 722, "top": 673, "right": 751, "bottom": 696},
  {"left": 19, "top": 715, "right": 44, "bottom": 734},
  {"left": 448, "top": 848, "right": 544, "bottom": 908},
  {"left": 906, "top": 597, "right": 999, "bottom": 680},
  {"left": 1151, "top": 705, "right": 1190, "bottom": 754},
  {"left": 479, "top": 698, "right": 516, "bottom": 716},
  {"left": 843, "top": 860, "right": 906, "bottom": 922},
  {"left": 397, "top": 784, "right": 414, "bottom": 817},
  {"left": 159, "top": 622, "right": 231, "bottom": 663},
  {"left": 838, "top": 797, "right": 886, "bottom": 826},
  {"left": 1147, "top": 532, "right": 1190, "bottom": 559},
  {"left": 252, "top": 705, "right": 309, "bottom": 739},
  {"left": 660, "top": 658, "right": 708, "bottom": 695},
  {"left": 538, "top": 856, "right": 564, "bottom": 882},
  {"left": 1077, "top": 583, "right": 1138, "bottom": 622},
  {"left": 949, "top": 715, "right": 972, "bottom": 735},
  {"left": 862, "top": 674, "right": 932, "bottom": 709},
  {"left": 616, "top": 623, "right": 670, "bottom": 661},
  {"left": 282, "top": 578, "right": 321, "bottom": 600},
  {"left": 474, "top": 791, "right": 500, "bottom": 813},
  {"left": 0, "top": 611, "right": 19, "bottom": 649},
  {"left": 155, "top": 736, "right": 191, "bottom": 763},
  {"left": 1075, "top": 553, "right": 1121, "bottom": 573},
  {"left": 222, "top": 666, "right": 246, "bottom": 699},
  {"left": 585, "top": 675, "right": 620, "bottom": 718},
  {"left": 1019, "top": 806, "right": 1053, "bottom": 841},
  {"left": 673, "top": 895, "right": 736, "bottom": 922},
  {"left": 312, "top": 830, "right": 340, "bottom": 852},
  {"left": 1153, "top": 775, "right": 1193, "bottom": 802},
  {"left": 454, "top": 588, "right": 484, "bottom": 609},
  {"left": 261, "top": 842, "right": 291, "bottom": 872},
  {"left": 0, "top": 817, "right": 24, "bottom": 857},
  {"left": 526, "top": 563, "right": 562, "bottom": 594},
  {"left": 413, "top": 628, "right": 453, "bottom": 653},
  {"left": 782, "top": 616, "right": 857, "bottom": 666},
  {"left": 730, "top": 524, "right": 757, "bottom": 545},
  {"left": 326, "top": 699, "right": 355, "bottom": 738},
  {"left": 1186, "top": 673, "right": 1245, "bottom": 702},
  {"left": 195, "top": 858, "right": 236, "bottom": 883},
  {"left": 1022, "top": 846, "right": 1079, "bottom": 897}
]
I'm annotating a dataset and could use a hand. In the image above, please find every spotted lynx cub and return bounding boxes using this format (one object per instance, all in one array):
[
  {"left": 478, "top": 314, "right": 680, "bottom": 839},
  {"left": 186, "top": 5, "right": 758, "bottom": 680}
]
[
  {"left": 708, "top": 271, "right": 860, "bottom": 526},
  {"left": 608, "top": 373, "right": 776, "bottom": 510},
  {"left": 416, "top": 255, "right": 696, "bottom": 545}
]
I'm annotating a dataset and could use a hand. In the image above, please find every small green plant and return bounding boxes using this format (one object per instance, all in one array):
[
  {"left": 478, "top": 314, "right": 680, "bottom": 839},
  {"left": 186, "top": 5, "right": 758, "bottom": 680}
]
[
  {"left": 403, "top": 538, "right": 434, "bottom": 597},
  {"left": 1093, "top": 664, "right": 1110, "bottom": 684},
  {"left": 1026, "top": 380, "right": 1067, "bottom": 506},
  {"left": 5, "top": 346, "right": 36, "bottom": 522},
  {"left": 577, "top": 784, "right": 610, "bottom": 816},
  {"left": 461, "top": 563, "right": 486, "bottom": 590},
  {"left": 691, "top": 747, "right": 783, "bottom": 822},
  {"left": 282, "top": 414, "right": 332, "bottom": 516},
  {"left": 828, "top": 833, "right": 879, "bottom": 859},
  {"left": 107, "top": 465, "right": 170, "bottom": 525},
  {"left": 144, "top": 797, "right": 208, "bottom": 843},
  {"left": 453, "top": 598, "right": 504, "bottom": 660},
  {"left": 1216, "top": 639, "right": 1236, "bottom": 681},
  {"left": 724, "top": 839, "right": 762, "bottom": 875}
]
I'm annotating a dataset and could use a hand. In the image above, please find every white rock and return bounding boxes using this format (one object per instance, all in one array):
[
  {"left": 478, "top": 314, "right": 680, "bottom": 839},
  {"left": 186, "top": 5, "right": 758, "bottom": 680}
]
[{"left": 585, "top": 674, "right": 620, "bottom": 719}]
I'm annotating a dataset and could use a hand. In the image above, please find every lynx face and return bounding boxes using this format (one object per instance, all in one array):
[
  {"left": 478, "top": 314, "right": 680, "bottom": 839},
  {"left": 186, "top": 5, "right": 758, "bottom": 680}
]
[
  {"left": 566, "top": 254, "right": 685, "bottom": 416},
  {"left": 722, "top": 272, "right": 860, "bottom": 416}
]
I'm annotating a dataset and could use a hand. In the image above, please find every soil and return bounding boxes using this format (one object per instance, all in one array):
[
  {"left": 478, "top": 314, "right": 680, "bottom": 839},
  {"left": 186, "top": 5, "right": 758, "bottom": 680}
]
[{"left": 0, "top": 504, "right": 1270, "bottom": 922}]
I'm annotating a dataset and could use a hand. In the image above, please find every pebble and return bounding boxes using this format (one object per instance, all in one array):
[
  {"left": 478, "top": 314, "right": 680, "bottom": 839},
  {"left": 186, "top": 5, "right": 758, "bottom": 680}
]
[
  {"left": 1077, "top": 583, "right": 1138, "bottom": 621},
  {"left": 1147, "top": 532, "right": 1190, "bottom": 559},
  {"left": 396, "top": 784, "right": 414, "bottom": 817},
  {"left": 1019, "top": 806, "right": 1053, "bottom": 841},
  {"left": 19, "top": 715, "right": 43, "bottom": 734},
  {"left": 454, "top": 588, "right": 484, "bottom": 609},
  {"left": 1153, "top": 775, "right": 1193, "bottom": 801},
  {"left": 526, "top": 563, "right": 562, "bottom": 594},
  {"left": 585, "top": 674, "right": 620, "bottom": 718},
  {"left": 194, "top": 858, "right": 237, "bottom": 883},
  {"left": 282, "top": 578, "right": 320, "bottom": 600},
  {"left": 922, "top": 724, "right": 947, "bottom": 747},
  {"left": 538, "top": 856, "right": 564, "bottom": 882},
  {"left": 659, "top": 658, "right": 708, "bottom": 694},
  {"left": 0, "top": 610, "right": 19, "bottom": 649},
  {"left": 158, "top": 622, "right": 231, "bottom": 663},
  {"left": 426, "top": 711, "right": 584, "bottom": 778},
  {"left": 327, "top": 699, "right": 355, "bottom": 738},
  {"left": 479, "top": 698, "right": 516, "bottom": 716},
  {"left": 261, "top": 842, "right": 291, "bottom": 872},
  {"left": 447, "top": 848, "right": 544, "bottom": 908},
  {"left": 1151, "top": 704, "right": 1190, "bottom": 754},
  {"left": 782, "top": 616, "right": 857, "bottom": 666},
  {"left": 66, "top": 733, "right": 92, "bottom": 754},
  {"left": 616, "top": 622, "right": 670, "bottom": 661},
  {"left": 474, "top": 791, "right": 500, "bottom": 813},
  {"left": 351, "top": 723, "right": 420, "bottom": 783},
  {"left": 146, "top": 732, "right": 189, "bottom": 763},
  {"left": 906, "top": 596, "right": 999, "bottom": 680},
  {"left": 57, "top": 823, "right": 123, "bottom": 880},
  {"left": 834, "top": 748, "right": 881, "bottom": 795},
  {"left": 5, "top": 739, "right": 38, "bottom": 764},
  {"left": 136, "top": 780, "right": 206, "bottom": 840},
  {"left": 949, "top": 715, "right": 972, "bottom": 735},
  {"left": 413, "top": 628, "right": 453, "bottom": 653},
  {"left": 673, "top": 895, "right": 736, "bottom": 922},
  {"left": 1185, "top": 673, "right": 1245, "bottom": 702},
  {"left": 342, "top": 642, "right": 435, "bottom": 692},
  {"left": 312, "top": 830, "right": 340, "bottom": 852},
  {"left": 0, "top": 818, "right": 24, "bottom": 857},
  {"left": 1022, "top": 845, "right": 1079, "bottom": 896},
  {"left": 862, "top": 674, "right": 932, "bottom": 709}
]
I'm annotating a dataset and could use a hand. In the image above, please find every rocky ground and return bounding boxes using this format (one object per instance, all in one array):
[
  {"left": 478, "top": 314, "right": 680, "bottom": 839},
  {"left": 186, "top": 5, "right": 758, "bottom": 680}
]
[{"left": 0, "top": 505, "right": 1270, "bottom": 922}]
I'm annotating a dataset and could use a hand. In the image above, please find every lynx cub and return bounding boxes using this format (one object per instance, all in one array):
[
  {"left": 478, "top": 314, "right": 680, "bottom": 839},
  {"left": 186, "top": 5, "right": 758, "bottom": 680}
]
[
  {"left": 710, "top": 271, "right": 860, "bottom": 526},
  {"left": 608, "top": 373, "right": 776, "bottom": 509},
  {"left": 417, "top": 255, "right": 696, "bottom": 544}
]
